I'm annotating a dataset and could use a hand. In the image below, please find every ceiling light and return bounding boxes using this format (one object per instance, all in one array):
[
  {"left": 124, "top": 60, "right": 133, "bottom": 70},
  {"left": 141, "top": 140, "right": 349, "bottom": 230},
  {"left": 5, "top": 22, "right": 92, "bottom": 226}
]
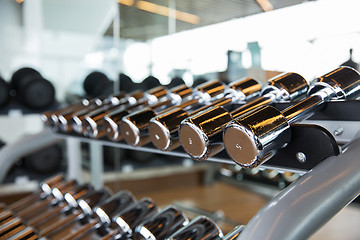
[
  {"left": 136, "top": 1, "right": 200, "bottom": 24},
  {"left": 256, "top": 0, "right": 274, "bottom": 12},
  {"left": 118, "top": 0, "right": 134, "bottom": 7}
]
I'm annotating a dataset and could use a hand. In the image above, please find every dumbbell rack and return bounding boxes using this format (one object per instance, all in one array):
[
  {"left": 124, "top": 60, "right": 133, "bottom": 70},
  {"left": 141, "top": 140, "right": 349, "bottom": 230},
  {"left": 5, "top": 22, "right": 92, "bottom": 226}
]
[{"left": 0, "top": 100, "right": 360, "bottom": 239}]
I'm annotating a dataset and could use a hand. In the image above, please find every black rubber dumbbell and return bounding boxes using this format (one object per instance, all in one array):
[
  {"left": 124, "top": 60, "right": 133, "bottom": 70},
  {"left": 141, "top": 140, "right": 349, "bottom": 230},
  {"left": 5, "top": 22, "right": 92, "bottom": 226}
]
[
  {"left": 83, "top": 71, "right": 115, "bottom": 97},
  {"left": 11, "top": 67, "right": 56, "bottom": 110},
  {"left": 0, "top": 76, "right": 10, "bottom": 108},
  {"left": 23, "top": 144, "right": 63, "bottom": 174}
]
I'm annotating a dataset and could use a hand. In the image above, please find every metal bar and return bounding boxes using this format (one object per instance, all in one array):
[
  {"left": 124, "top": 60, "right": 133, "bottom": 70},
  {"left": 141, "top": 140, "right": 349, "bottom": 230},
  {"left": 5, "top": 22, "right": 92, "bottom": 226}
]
[
  {"left": 66, "top": 137, "right": 82, "bottom": 183},
  {"left": 238, "top": 132, "right": 360, "bottom": 240},
  {"left": 0, "top": 128, "right": 62, "bottom": 183},
  {"left": 90, "top": 142, "right": 104, "bottom": 189}
]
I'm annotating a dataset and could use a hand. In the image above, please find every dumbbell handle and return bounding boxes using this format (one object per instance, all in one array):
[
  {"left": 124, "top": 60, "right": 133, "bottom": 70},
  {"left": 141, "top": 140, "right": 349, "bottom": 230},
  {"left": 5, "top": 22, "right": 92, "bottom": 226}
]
[{"left": 231, "top": 93, "right": 274, "bottom": 119}]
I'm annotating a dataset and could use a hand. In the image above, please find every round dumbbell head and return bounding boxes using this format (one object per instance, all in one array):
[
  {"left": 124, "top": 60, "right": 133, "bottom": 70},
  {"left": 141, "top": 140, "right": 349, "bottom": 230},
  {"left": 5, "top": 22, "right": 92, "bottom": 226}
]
[
  {"left": 262, "top": 72, "right": 308, "bottom": 101},
  {"left": 179, "top": 106, "right": 233, "bottom": 160},
  {"left": 149, "top": 107, "right": 189, "bottom": 151},
  {"left": 20, "top": 76, "right": 56, "bottom": 109},
  {"left": 40, "top": 174, "right": 66, "bottom": 195},
  {"left": 119, "top": 73, "right": 136, "bottom": 92},
  {"left": 166, "top": 84, "right": 192, "bottom": 103},
  {"left": 83, "top": 71, "right": 110, "bottom": 97},
  {"left": 141, "top": 76, "right": 161, "bottom": 91},
  {"left": 168, "top": 77, "right": 185, "bottom": 89},
  {"left": 192, "top": 80, "right": 225, "bottom": 102},
  {"left": 309, "top": 66, "right": 360, "bottom": 100},
  {"left": 226, "top": 78, "right": 262, "bottom": 102},
  {"left": 167, "top": 215, "right": 223, "bottom": 240},
  {"left": 192, "top": 77, "right": 208, "bottom": 87},
  {"left": 78, "top": 188, "right": 113, "bottom": 216},
  {"left": 0, "top": 76, "right": 9, "bottom": 107},
  {"left": 223, "top": 105, "right": 290, "bottom": 168},
  {"left": 10, "top": 67, "right": 41, "bottom": 91},
  {"left": 95, "top": 190, "right": 136, "bottom": 225},
  {"left": 113, "top": 198, "right": 158, "bottom": 239},
  {"left": 144, "top": 86, "right": 168, "bottom": 104},
  {"left": 134, "top": 206, "right": 188, "bottom": 240},
  {"left": 121, "top": 108, "right": 157, "bottom": 146},
  {"left": 23, "top": 144, "right": 62, "bottom": 173},
  {"left": 64, "top": 183, "right": 94, "bottom": 208}
]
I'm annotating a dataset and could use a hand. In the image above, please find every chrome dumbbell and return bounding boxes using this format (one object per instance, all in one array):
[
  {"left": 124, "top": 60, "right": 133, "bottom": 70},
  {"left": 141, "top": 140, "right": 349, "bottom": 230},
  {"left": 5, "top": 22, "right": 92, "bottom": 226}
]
[
  {"left": 44, "top": 188, "right": 113, "bottom": 239},
  {"left": 149, "top": 78, "right": 261, "bottom": 151},
  {"left": 179, "top": 72, "right": 308, "bottom": 161},
  {"left": 166, "top": 215, "right": 223, "bottom": 240},
  {"left": 120, "top": 80, "right": 225, "bottom": 147},
  {"left": 103, "top": 85, "right": 182, "bottom": 142},
  {"left": 134, "top": 205, "right": 189, "bottom": 240},
  {"left": 223, "top": 66, "right": 360, "bottom": 168},
  {"left": 112, "top": 198, "right": 158, "bottom": 239}
]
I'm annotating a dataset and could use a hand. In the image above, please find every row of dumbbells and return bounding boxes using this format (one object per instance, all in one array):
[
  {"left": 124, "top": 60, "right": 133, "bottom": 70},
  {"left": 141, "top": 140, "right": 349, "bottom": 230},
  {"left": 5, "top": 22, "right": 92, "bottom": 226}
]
[
  {"left": 43, "top": 67, "right": 360, "bottom": 168},
  {"left": 0, "top": 174, "right": 243, "bottom": 240}
]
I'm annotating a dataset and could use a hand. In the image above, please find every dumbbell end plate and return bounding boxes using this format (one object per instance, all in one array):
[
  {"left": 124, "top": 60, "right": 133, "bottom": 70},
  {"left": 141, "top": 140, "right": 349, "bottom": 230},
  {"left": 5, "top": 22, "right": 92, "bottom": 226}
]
[
  {"left": 121, "top": 119, "right": 140, "bottom": 146},
  {"left": 179, "top": 120, "right": 208, "bottom": 160},
  {"left": 223, "top": 123, "right": 261, "bottom": 168},
  {"left": 149, "top": 120, "right": 171, "bottom": 151}
]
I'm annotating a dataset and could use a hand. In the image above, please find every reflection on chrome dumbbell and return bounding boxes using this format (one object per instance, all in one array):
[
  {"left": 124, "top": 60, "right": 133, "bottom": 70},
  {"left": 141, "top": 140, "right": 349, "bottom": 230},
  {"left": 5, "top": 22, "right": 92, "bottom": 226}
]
[
  {"left": 71, "top": 90, "right": 144, "bottom": 134},
  {"left": 42, "top": 98, "right": 90, "bottom": 129},
  {"left": 103, "top": 85, "right": 174, "bottom": 142},
  {"left": 89, "top": 84, "right": 190, "bottom": 140},
  {"left": 44, "top": 188, "right": 112, "bottom": 239},
  {"left": 12, "top": 179, "right": 78, "bottom": 221},
  {"left": 166, "top": 215, "right": 223, "bottom": 240},
  {"left": 52, "top": 91, "right": 129, "bottom": 132},
  {"left": 0, "top": 217, "right": 28, "bottom": 238},
  {"left": 149, "top": 78, "right": 262, "bottom": 151},
  {"left": 121, "top": 80, "right": 225, "bottom": 147},
  {"left": 81, "top": 90, "right": 145, "bottom": 138},
  {"left": 179, "top": 72, "right": 308, "bottom": 161},
  {"left": 28, "top": 184, "right": 94, "bottom": 228},
  {"left": 60, "top": 190, "right": 136, "bottom": 240},
  {"left": 6, "top": 174, "right": 65, "bottom": 213},
  {"left": 224, "top": 66, "right": 360, "bottom": 168},
  {"left": 112, "top": 198, "right": 158, "bottom": 239},
  {"left": 6, "top": 226, "right": 39, "bottom": 240},
  {"left": 218, "top": 225, "right": 245, "bottom": 240},
  {"left": 134, "top": 206, "right": 189, "bottom": 240}
]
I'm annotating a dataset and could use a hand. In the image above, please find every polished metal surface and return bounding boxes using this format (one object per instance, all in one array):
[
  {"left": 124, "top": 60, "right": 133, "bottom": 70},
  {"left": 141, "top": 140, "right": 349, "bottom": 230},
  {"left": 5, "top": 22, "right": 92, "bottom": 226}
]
[
  {"left": 178, "top": 72, "right": 308, "bottom": 161},
  {"left": 144, "top": 86, "right": 168, "bottom": 104},
  {"left": 134, "top": 206, "right": 189, "bottom": 240},
  {"left": 224, "top": 67, "right": 360, "bottom": 168},
  {"left": 41, "top": 100, "right": 88, "bottom": 128},
  {"left": 64, "top": 184, "right": 94, "bottom": 208},
  {"left": 179, "top": 106, "right": 233, "bottom": 160},
  {"left": 192, "top": 80, "right": 226, "bottom": 102},
  {"left": 220, "top": 225, "right": 245, "bottom": 240},
  {"left": 149, "top": 78, "right": 261, "bottom": 152},
  {"left": 238, "top": 133, "right": 360, "bottom": 240},
  {"left": 167, "top": 215, "right": 223, "bottom": 240},
  {"left": 82, "top": 90, "right": 145, "bottom": 138},
  {"left": 310, "top": 66, "right": 360, "bottom": 99},
  {"left": 225, "top": 78, "right": 262, "bottom": 102},
  {"left": 120, "top": 85, "right": 192, "bottom": 147},
  {"left": 78, "top": 189, "right": 112, "bottom": 216},
  {"left": 113, "top": 198, "right": 158, "bottom": 239},
  {"left": 121, "top": 108, "right": 157, "bottom": 146},
  {"left": 224, "top": 106, "right": 290, "bottom": 168},
  {"left": 95, "top": 190, "right": 136, "bottom": 225},
  {"left": 262, "top": 72, "right": 309, "bottom": 101}
]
